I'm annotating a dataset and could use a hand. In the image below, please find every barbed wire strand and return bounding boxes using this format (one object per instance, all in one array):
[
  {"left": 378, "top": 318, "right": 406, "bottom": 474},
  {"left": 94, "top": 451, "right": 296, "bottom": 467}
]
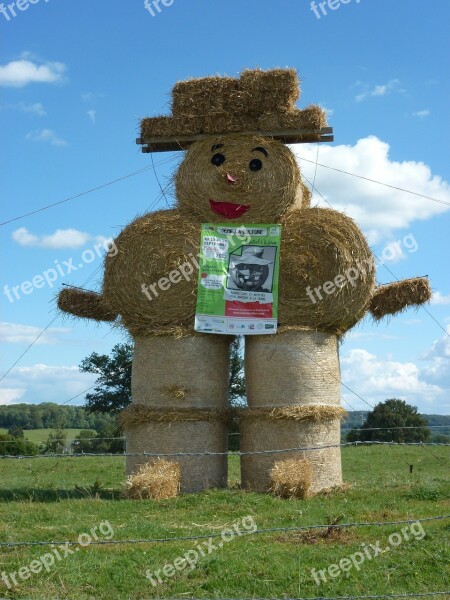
[
  {"left": 0, "top": 515, "right": 447, "bottom": 548},
  {"left": 0, "top": 440, "right": 448, "bottom": 460}
]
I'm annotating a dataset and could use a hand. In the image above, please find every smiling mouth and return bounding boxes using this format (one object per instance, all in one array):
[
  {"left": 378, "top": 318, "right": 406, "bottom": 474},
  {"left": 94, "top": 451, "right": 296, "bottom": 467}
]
[{"left": 209, "top": 200, "right": 250, "bottom": 219}]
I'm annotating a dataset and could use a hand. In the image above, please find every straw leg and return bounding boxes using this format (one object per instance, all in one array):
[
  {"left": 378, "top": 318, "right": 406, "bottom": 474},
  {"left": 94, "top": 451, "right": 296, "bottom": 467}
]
[
  {"left": 242, "top": 330, "right": 343, "bottom": 493},
  {"left": 126, "top": 334, "right": 231, "bottom": 493}
]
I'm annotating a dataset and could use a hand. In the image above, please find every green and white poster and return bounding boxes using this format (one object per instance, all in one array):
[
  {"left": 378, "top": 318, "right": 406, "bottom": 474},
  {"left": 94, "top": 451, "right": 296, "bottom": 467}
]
[{"left": 194, "top": 224, "right": 282, "bottom": 335}]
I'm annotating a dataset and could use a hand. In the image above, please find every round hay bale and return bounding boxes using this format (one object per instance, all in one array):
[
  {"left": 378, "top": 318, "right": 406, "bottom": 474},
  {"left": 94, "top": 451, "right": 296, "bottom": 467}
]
[
  {"left": 123, "top": 458, "right": 180, "bottom": 500},
  {"left": 279, "top": 208, "right": 375, "bottom": 334},
  {"left": 240, "top": 416, "right": 342, "bottom": 494},
  {"left": 102, "top": 210, "right": 201, "bottom": 336},
  {"left": 131, "top": 335, "right": 231, "bottom": 408},
  {"left": 175, "top": 134, "right": 301, "bottom": 224},
  {"left": 125, "top": 421, "right": 228, "bottom": 493},
  {"left": 245, "top": 330, "right": 341, "bottom": 407},
  {"left": 269, "top": 458, "right": 313, "bottom": 499}
]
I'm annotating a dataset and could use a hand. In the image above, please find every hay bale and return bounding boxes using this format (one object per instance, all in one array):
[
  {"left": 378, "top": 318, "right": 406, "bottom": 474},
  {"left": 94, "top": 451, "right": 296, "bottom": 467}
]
[
  {"left": 245, "top": 330, "right": 341, "bottom": 407},
  {"left": 240, "top": 417, "right": 342, "bottom": 494},
  {"left": 171, "top": 76, "right": 243, "bottom": 118},
  {"left": 176, "top": 134, "right": 301, "bottom": 223},
  {"left": 369, "top": 277, "right": 431, "bottom": 320},
  {"left": 269, "top": 458, "right": 313, "bottom": 499},
  {"left": 125, "top": 421, "right": 228, "bottom": 493},
  {"left": 258, "top": 106, "right": 327, "bottom": 133},
  {"left": 123, "top": 459, "right": 180, "bottom": 500},
  {"left": 102, "top": 210, "right": 201, "bottom": 336},
  {"left": 240, "top": 68, "right": 300, "bottom": 115},
  {"left": 278, "top": 208, "right": 375, "bottom": 334},
  {"left": 58, "top": 288, "right": 117, "bottom": 322},
  {"left": 131, "top": 335, "right": 231, "bottom": 408},
  {"left": 141, "top": 116, "right": 202, "bottom": 139}
]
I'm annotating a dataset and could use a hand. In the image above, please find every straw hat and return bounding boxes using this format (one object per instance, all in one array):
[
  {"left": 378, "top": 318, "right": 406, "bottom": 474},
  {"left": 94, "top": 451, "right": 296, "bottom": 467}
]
[{"left": 137, "top": 68, "right": 333, "bottom": 153}]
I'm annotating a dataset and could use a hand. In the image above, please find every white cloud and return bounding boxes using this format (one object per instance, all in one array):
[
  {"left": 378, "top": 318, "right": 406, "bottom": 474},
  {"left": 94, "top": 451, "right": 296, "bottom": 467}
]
[
  {"left": 355, "top": 79, "right": 404, "bottom": 102},
  {"left": 341, "top": 348, "right": 446, "bottom": 412},
  {"left": 430, "top": 292, "right": 450, "bottom": 305},
  {"left": 422, "top": 326, "right": 450, "bottom": 386},
  {"left": 294, "top": 136, "right": 450, "bottom": 243},
  {"left": 0, "top": 59, "right": 66, "bottom": 87},
  {"left": 0, "top": 364, "right": 97, "bottom": 406},
  {"left": 25, "top": 128, "right": 68, "bottom": 146},
  {"left": 0, "top": 101, "right": 46, "bottom": 116},
  {"left": 412, "top": 110, "right": 431, "bottom": 118},
  {"left": 87, "top": 109, "right": 96, "bottom": 124},
  {"left": 0, "top": 322, "right": 70, "bottom": 345},
  {"left": 0, "top": 388, "right": 25, "bottom": 405},
  {"left": 12, "top": 227, "right": 98, "bottom": 249}
]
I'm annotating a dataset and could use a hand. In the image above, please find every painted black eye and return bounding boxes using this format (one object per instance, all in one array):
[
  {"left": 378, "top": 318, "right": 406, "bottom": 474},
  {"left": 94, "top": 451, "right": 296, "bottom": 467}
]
[
  {"left": 211, "top": 153, "right": 226, "bottom": 166},
  {"left": 249, "top": 158, "right": 263, "bottom": 171}
]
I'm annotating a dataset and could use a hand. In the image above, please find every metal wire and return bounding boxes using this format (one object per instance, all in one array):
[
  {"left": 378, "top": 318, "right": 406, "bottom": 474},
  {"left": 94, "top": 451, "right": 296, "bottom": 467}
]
[
  {"left": 0, "top": 440, "right": 448, "bottom": 459},
  {"left": 0, "top": 515, "right": 447, "bottom": 548}
]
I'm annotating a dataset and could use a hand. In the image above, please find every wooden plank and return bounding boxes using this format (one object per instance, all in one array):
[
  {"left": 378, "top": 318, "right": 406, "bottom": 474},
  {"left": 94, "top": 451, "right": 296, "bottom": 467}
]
[{"left": 139, "top": 128, "right": 334, "bottom": 153}]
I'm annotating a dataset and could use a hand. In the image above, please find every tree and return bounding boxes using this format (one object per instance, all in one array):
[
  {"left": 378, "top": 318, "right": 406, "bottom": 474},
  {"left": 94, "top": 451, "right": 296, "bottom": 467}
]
[
  {"left": 79, "top": 343, "right": 133, "bottom": 413},
  {"left": 0, "top": 434, "right": 39, "bottom": 456},
  {"left": 348, "top": 399, "right": 430, "bottom": 443},
  {"left": 8, "top": 426, "right": 24, "bottom": 438},
  {"left": 229, "top": 337, "right": 246, "bottom": 407},
  {"left": 73, "top": 425, "right": 125, "bottom": 454},
  {"left": 44, "top": 428, "right": 67, "bottom": 454}
]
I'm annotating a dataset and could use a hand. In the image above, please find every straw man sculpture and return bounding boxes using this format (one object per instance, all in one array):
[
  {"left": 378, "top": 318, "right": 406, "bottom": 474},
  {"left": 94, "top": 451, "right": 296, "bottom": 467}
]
[{"left": 59, "top": 69, "right": 431, "bottom": 496}]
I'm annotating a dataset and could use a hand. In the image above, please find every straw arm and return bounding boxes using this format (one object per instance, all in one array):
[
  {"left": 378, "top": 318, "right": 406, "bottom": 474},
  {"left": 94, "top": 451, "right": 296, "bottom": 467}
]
[
  {"left": 368, "top": 277, "right": 432, "bottom": 321},
  {"left": 57, "top": 288, "right": 118, "bottom": 322}
]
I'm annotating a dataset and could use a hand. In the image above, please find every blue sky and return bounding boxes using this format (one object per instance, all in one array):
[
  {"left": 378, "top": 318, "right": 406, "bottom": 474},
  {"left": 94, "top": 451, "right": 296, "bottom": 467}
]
[{"left": 1, "top": 0, "right": 449, "bottom": 413}]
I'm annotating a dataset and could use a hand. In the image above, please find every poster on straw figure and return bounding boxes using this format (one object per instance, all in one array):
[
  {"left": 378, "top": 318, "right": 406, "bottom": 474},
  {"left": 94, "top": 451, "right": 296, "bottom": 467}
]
[{"left": 194, "top": 224, "right": 281, "bottom": 335}]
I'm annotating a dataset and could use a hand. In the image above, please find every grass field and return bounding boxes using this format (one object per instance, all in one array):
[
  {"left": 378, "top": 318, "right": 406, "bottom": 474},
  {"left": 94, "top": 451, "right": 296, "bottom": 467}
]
[
  {"left": 0, "top": 445, "right": 448, "bottom": 600},
  {"left": 0, "top": 429, "right": 96, "bottom": 446}
]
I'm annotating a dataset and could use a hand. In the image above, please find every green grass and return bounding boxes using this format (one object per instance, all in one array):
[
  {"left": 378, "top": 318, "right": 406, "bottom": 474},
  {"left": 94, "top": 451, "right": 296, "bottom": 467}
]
[
  {"left": 0, "top": 446, "right": 448, "bottom": 600},
  {"left": 0, "top": 429, "right": 96, "bottom": 445}
]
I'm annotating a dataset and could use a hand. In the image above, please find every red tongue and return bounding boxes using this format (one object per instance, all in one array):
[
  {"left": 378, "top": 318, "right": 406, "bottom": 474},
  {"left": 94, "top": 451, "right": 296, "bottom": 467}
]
[{"left": 209, "top": 200, "right": 250, "bottom": 219}]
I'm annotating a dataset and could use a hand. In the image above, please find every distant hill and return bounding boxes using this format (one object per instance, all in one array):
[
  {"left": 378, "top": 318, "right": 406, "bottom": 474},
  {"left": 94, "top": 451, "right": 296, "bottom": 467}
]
[{"left": 0, "top": 403, "right": 117, "bottom": 432}]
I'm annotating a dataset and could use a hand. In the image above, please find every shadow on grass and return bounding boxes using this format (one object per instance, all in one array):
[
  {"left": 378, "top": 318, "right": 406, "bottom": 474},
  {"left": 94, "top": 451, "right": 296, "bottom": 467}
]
[{"left": 0, "top": 487, "right": 123, "bottom": 502}]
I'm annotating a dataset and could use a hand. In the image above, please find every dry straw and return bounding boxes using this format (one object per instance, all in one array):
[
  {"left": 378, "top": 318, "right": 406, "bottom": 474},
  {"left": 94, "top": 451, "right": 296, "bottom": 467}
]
[
  {"left": 57, "top": 288, "right": 117, "bottom": 323},
  {"left": 176, "top": 134, "right": 302, "bottom": 224},
  {"left": 279, "top": 207, "right": 375, "bottom": 335},
  {"left": 269, "top": 458, "right": 313, "bottom": 499},
  {"left": 369, "top": 277, "right": 431, "bottom": 320},
  {"left": 102, "top": 210, "right": 200, "bottom": 336},
  {"left": 119, "top": 405, "right": 233, "bottom": 429},
  {"left": 141, "top": 68, "right": 326, "bottom": 143},
  {"left": 238, "top": 405, "right": 347, "bottom": 422},
  {"left": 123, "top": 459, "right": 180, "bottom": 500},
  {"left": 245, "top": 329, "right": 341, "bottom": 408}
]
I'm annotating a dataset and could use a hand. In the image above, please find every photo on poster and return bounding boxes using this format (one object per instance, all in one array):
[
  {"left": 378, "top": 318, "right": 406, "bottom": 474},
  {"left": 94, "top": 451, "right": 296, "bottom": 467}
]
[{"left": 226, "top": 246, "right": 277, "bottom": 293}]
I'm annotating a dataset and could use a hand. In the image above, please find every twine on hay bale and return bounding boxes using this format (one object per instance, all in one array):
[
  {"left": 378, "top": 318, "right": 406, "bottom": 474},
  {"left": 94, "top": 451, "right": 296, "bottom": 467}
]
[
  {"left": 278, "top": 208, "right": 375, "bottom": 334},
  {"left": 369, "top": 277, "right": 431, "bottom": 320},
  {"left": 269, "top": 458, "right": 313, "bottom": 499},
  {"left": 123, "top": 459, "right": 180, "bottom": 500},
  {"left": 237, "top": 405, "right": 347, "bottom": 423},
  {"left": 176, "top": 134, "right": 301, "bottom": 223},
  {"left": 57, "top": 288, "right": 117, "bottom": 322},
  {"left": 119, "top": 405, "right": 233, "bottom": 429}
]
